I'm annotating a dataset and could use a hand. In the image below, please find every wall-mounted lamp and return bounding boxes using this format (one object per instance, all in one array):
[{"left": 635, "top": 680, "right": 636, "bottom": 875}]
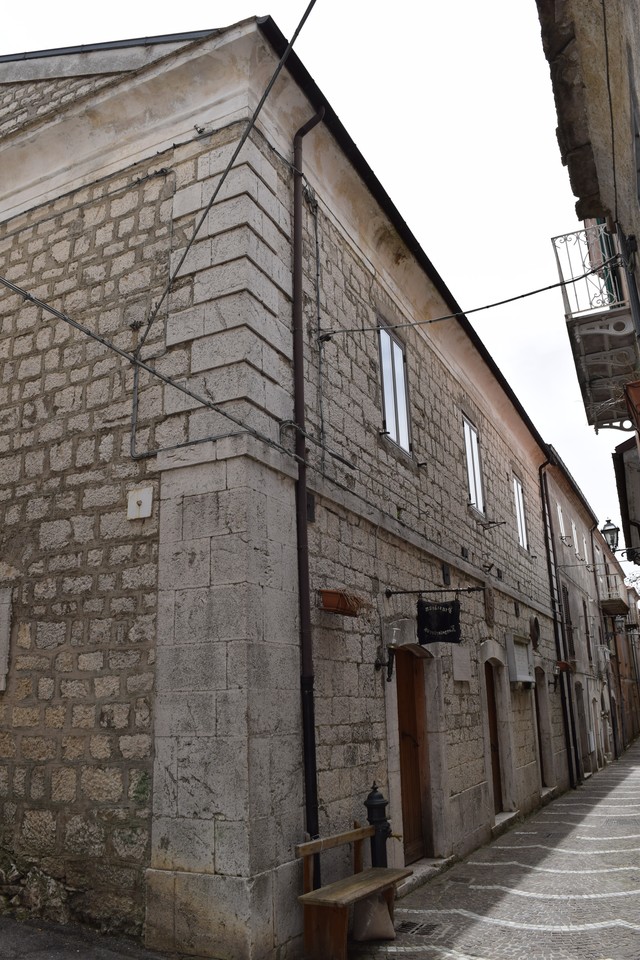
[
  {"left": 599, "top": 520, "right": 640, "bottom": 562},
  {"left": 601, "top": 519, "right": 620, "bottom": 552},
  {"left": 375, "top": 646, "right": 395, "bottom": 682}
]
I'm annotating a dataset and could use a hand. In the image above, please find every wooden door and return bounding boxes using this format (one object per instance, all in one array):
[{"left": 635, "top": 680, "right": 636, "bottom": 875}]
[
  {"left": 396, "top": 649, "right": 426, "bottom": 863},
  {"left": 484, "top": 661, "right": 503, "bottom": 814}
]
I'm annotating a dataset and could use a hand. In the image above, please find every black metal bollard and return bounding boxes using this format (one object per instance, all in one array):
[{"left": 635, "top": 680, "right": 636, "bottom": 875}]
[{"left": 364, "top": 783, "right": 392, "bottom": 867}]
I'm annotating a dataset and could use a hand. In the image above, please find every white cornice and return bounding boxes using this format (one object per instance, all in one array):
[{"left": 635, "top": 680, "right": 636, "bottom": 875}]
[
  {"left": 0, "top": 42, "right": 192, "bottom": 81},
  {"left": 0, "top": 22, "right": 257, "bottom": 223}
]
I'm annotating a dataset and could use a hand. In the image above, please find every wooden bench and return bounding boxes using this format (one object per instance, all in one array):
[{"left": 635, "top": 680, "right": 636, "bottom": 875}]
[{"left": 296, "top": 824, "right": 412, "bottom": 960}]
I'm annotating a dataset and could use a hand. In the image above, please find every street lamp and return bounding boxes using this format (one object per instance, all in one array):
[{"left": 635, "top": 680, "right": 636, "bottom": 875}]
[{"left": 601, "top": 519, "right": 620, "bottom": 552}]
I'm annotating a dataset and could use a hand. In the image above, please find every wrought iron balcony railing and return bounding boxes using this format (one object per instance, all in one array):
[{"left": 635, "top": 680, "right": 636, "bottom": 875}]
[
  {"left": 551, "top": 222, "right": 639, "bottom": 431},
  {"left": 599, "top": 575, "right": 630, "bottom": 616},
  {"left": 552, "top": 222, "right": 627, "bottom": 319}
]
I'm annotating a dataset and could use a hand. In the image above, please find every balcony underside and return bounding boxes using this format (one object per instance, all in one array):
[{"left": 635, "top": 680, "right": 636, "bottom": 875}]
[
  {"left": 600, "top": 597, "right": 630, "bottom": 616},
  {"left": 566, "top": 307, "right": 639, "bottom": 430}
]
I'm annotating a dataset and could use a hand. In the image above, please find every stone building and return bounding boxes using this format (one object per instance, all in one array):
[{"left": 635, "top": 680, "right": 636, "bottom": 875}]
[{"left": 0, "top": 17, "right": 634, "bottom": 960}]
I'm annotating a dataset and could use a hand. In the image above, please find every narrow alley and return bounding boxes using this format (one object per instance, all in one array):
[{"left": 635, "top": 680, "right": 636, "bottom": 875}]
[{"left": 356, "top": 739, "right": 640, "bottom": 960}]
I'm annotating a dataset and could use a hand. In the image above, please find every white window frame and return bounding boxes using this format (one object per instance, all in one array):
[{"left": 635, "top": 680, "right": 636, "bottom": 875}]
[
  {"left": 463, "top": 416, "right": 485, "bottom": 514},
  {"left": 556, "top": 502, "right": 566, "bottom": 540},
  {"left": 513, "top": 475, "right": 528, "bottom": 550},
  {"left": 571, "top": 520, "right": 579, "bottom": 556},
  {"left": 378, "top": 326, "right": 411, "bottom": 452}
]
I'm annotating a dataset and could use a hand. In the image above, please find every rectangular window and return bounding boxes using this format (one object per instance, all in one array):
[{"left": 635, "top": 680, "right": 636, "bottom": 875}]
[
  {"left": 571, "top": 520, "right": 579, "bottom": 556},
  {"left": 556, "top": 502, "right": 566, "bottom": 539},
  {"left": 561, "top": 584, "right": 576, "bottom": 658},
  {"left": 583, "top": 599, "right": 593, "bottom": 662},
  {"left": 513, "top": 476, "right": 528, "bottom": 549},
  {"left": 463, "top": 416, "right": 484, "bottom": 514},
  {"left": 378, "top": 326, "right": 410, "bottom": 452}
]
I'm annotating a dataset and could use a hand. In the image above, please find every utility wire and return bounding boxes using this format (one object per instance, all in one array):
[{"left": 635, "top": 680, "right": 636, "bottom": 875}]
[
  {"left": 0, "top": 274, "right": 295, "bottom": 462},
  {"left": 317, "top": 257, "right": 623, "bottom": 340},
  {"left": 0, "top": 276, "right": 543, "bottom": 604},
  {"left": 135, "top": 0, "right": 318, "bottom": 355}
]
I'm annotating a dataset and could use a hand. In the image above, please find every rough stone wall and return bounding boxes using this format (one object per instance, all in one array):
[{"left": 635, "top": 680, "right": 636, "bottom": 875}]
[
  {"left": 137, "top": 124, "right": 304, "bottom": 959},
  {"left": 0, "top": 76, "right": 124, "bottom": 138},
  {"left": 293, "top": 185, "right": 558, "bottom": 851},
  {"left": 0, "top": 87, "right": 570, "bottom": 955},
  {"left": 0, "top": 152, "right": 174, "bottom": 932},
  {"left": 299, "top": 203, "right": 548, "bottom": 609}
]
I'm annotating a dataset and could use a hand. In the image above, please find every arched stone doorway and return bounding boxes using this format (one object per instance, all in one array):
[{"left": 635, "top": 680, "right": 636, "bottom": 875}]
[{"left": 480, "top": 638, "right": 516, "bottom": 818}]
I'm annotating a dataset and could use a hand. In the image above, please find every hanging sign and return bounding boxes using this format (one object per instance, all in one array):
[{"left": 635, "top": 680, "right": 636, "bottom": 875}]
[{"left": 417, "top": 598, "right": 461, "bottom": 644}]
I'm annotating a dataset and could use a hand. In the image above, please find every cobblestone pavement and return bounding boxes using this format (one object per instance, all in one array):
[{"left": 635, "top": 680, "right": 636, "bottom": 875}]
[
  {"left": 2, "top": 743, "right": 640, "bottom": 959},
  {"left": 354, "top": 739, "right": 640, "bottom": 960}
]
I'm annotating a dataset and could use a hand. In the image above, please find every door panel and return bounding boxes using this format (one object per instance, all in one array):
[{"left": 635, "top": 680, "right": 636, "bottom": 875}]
[
  {"left": 396, "top": 649, "right": 426, "bottom": 863},
  {"left": 485, "top": 661, "right": 503, "bottom": 814}
]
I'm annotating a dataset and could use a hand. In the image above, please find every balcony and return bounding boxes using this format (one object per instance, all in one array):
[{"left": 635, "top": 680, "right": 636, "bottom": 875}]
[
  {"left": 552, "top": 223, "right": 640, "bottom": 432},
  {"left": 599, "top": 574, "right": 630, "bottom": 616}
]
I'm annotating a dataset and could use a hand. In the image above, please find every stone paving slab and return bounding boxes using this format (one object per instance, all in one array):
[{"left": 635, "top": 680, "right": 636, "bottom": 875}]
[
  {"left": 2, "top": 744, "right": 640, "bottom": 958},
  {"left": 354, "top": 741, "right": 640, "bottom": 960}
]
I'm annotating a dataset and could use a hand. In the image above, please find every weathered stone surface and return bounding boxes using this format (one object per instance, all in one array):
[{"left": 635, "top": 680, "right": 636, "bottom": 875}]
[
  {"left": 80, "top": 767, "right": 123, "bottom": 803},
  {"left": 20, "top": 811, "right": 56, "bottom": 854}
]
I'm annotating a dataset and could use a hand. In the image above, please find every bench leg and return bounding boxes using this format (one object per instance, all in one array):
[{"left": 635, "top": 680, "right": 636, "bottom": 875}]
[
  {"left": 382, "top": 887, "right": 395, "bottom": 924},
  {"left": 303, "top": 904, "right": 349, "bottom": 960}
]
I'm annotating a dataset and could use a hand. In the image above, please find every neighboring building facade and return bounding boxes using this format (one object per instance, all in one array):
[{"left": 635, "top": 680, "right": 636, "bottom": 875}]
[
  {"left": 0, "top": 18, "right": 637, "bottom": 959},
  {"left": 536, "top": 0, "right": 640, "bottom": 555}
]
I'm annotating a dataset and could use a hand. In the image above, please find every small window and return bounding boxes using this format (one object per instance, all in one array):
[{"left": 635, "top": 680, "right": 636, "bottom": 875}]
[
  {"left": 556, "top": 502, "right": 566, "bottom": 540},
  {"left": 583, "top": 599, "right": 593, "bottom": 662},
  {"left": 561, "top": 584, "right": 575, "bottom": 658},
  {"left": 378, "top": 326, "right": 410, "bottom": 452},
  {"left": 571, "top": 520, "right": 579, "bottom": 556},
  {"left": 583, "top": 535, "right": 589, "bottom": 564},
  {"left": 513, "top": 476, "right": 528, "bottom": 549},
  {"left": 463, "top": 416, "right": 484, "bottom": 514}
]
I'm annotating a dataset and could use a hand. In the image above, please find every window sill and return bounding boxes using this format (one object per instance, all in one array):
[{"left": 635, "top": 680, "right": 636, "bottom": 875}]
[{"left": 378, "top": 431, "right": 415, "bottom": 466}]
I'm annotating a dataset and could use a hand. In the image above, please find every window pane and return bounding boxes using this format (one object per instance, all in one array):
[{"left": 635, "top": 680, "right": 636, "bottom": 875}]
[
  {"left": 463, "top": 418, "right": 484, "bottom": 513},
  {"left": 514, "top": 476, "right": 528, "bottom": 549},
  {"left": 393, "top": 341, "right": 410, "bottom": 450},
  {"left": 378, "top": 327, "right": 410, "bottom": 452},
  {"left": 379, "top": 329, "right": 397, "bottom": 442}
]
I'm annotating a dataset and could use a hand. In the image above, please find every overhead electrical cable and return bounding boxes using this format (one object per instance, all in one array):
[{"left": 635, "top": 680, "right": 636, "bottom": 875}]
[
  {"left": 135, "top": 0, "right": 318, "bottom": 354},
  {"left": 317, "top": 257, "right": 623, "bottom": 340},
  {"left": 0, "top": 274, "right": 295, "bottom": 462}
]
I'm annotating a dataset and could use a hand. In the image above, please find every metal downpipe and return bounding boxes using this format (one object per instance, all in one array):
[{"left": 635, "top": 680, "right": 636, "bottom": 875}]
[
  {"left": 540, "top": 460, "right": 579, "bottom": 788},
  {"left": 293, "top": 108, "right": 325, "bottom": 879}
]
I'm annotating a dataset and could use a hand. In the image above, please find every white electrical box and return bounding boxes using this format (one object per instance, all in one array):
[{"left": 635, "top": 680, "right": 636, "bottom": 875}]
[{"left": 127, "top": 486, "right": 153, "bottom": 520}]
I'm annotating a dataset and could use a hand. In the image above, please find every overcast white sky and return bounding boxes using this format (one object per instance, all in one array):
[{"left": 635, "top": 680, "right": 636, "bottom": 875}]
[{"left": 2, "top": 1, "right": 630, "bottom": 551}]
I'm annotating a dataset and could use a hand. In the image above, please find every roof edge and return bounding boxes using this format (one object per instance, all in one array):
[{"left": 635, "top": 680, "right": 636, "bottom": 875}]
[
  {"left": 0, "top": 28, "right": 222, "bottom": 63},
  {"left": 547, "top": 444, "right": 599, "bottom": 526}
]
